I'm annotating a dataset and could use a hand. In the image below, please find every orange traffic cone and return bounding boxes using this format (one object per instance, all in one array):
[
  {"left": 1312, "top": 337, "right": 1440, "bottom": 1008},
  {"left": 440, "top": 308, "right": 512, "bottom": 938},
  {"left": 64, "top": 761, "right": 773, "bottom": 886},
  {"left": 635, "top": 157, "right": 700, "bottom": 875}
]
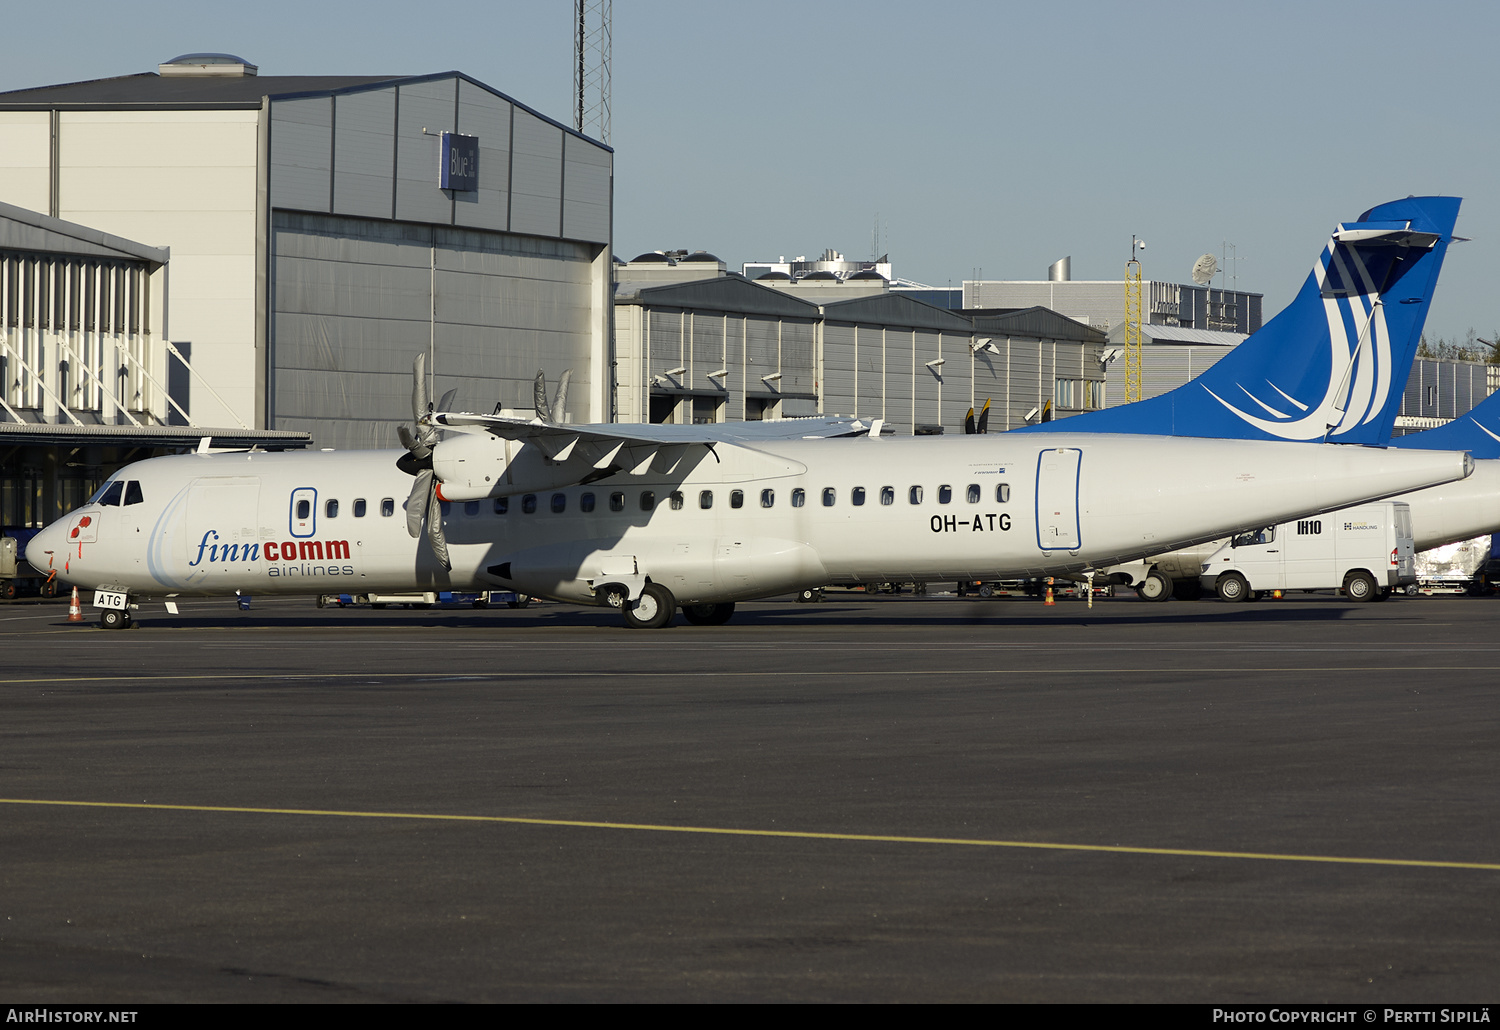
[
  {"left": 67, "top": 586, "right": 84, "bottom": 623},
  {"left": 1272, "top": 589, "right": 1283, "bottom": 599},
  {"left": 1044, "top": 577, "right": 1055, "bottom": 606}
]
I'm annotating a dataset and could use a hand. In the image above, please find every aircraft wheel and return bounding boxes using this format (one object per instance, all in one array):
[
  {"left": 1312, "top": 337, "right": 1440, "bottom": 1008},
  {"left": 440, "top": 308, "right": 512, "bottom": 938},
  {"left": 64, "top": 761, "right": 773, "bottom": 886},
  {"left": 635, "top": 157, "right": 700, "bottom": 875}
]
[
  {"left": 682, "top": 602, "right": 735, "bottom": 626},
  {"left": 40, "top": 579, "right": 60, "bottom": 599},
  {"left": 507, "top": 594, "right": 532, "bottom": 609},
  {"left": 1138, "top": 570, "right": 1172, "bottom": 602},
  {"left": 1344, "top": 571, "right": 1379, "bottom": 602},
  {"left": 622, "top": 583, "right": 676, "bottom": 630},
  {"left": 100, "top": 608, "right": 131, "bottom": 630},
  {"left": 1215, "top": 573, "right": 1250, "bottom": 602}
]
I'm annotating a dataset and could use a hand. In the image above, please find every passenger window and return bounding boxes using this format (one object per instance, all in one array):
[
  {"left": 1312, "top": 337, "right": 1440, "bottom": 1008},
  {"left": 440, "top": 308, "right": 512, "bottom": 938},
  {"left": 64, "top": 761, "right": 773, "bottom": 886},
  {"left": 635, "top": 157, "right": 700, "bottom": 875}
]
[
  {"left": 822, "top": 487, "right": 836, "bottom": 507},
  {"left": 700, "top": 490, "right": 713, "bottom": 510},
  {"left": 761, "top": 489, "right": 775, "bottom": 508},
  {"left": 880, "top": 486, "right": 894, "bottom": 506},
  {"left": 326, "top": 499, "right": 339, "bottom": 518},
  {"left": 551, "top": 493, "right": 566, "bottom": 514},
  {"left": 730, "top": 490, "right": 743, "bottom": 509},
  {"left": 792, "top": 488, "right": 806, "bottom": 508},
  {"left": 464, "top": 500, "right": 479, "bottom": 517},
  {"left": 353, "top": 498, "right": 367, "bottom": 518},
  {"left": 938, "top": 485, "right": 952, "bottom": 504},
  {"left": 995, "top": 483, "right": 1010, "bottom": 504},
  {"left": 641, "top": 491, "right": 655, "bottom": 511},
  {"left": 493, "top": 496, "right": 509, "bottom": 515},
  {"left": 909, "top": 486, "right": 924, "bottom": 505},
  {"left": 97, "top": 481, "right": 123, "bottom": 506},
  {"left": 521, "top": 494, "right": 537, "bottom": 514},
  {"left": 967, "top": 484, "right": 980, "bottom": 504},
  {"left": 297, "top": 499, "right": 311, "bottom": 519},
  {"left": 669, "top": 491, "right": 684, "bottom": 510},
  {"left": 610, "top": 492, "right": 625, "bottom": 512},
  {"left": 851, "top": 487, "right": 866, "bottom": 506},
  {"left": 580, "top": 492, "right": 595, "bottom": 513},
  {"left": 124, "top": 481, "right": 144, "bottom": 506},
  {"left": 381, "top": 498, "right": 395, "bottom": 517}
]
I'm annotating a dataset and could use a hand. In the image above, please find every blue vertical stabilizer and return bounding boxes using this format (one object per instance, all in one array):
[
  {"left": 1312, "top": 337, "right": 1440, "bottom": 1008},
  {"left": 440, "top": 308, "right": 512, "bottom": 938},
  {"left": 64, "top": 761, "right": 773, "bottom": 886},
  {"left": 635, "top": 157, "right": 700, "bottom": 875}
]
[
  {"left": 1011, "top": 197, "right": 1462, "bottom": 444},
  {"left": 1390, "top": 380, "right": 1500, "bottom": 459}
]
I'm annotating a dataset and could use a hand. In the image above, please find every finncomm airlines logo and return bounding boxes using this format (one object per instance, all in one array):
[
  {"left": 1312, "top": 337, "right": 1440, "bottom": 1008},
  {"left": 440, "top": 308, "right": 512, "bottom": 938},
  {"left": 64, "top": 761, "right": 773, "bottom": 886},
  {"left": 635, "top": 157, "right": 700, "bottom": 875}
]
[{"left": 187, "top": 530, "right": 354, "bottom": 577}]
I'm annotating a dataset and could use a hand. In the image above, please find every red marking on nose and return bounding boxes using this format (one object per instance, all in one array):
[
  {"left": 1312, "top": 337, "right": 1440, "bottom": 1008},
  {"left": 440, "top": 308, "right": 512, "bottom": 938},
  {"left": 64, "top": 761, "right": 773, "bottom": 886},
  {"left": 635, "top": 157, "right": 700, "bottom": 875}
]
[
  {"left": 70, "top": 528, "right": 79, "bottom": 538},
  {"left": 79, "top": 516, "right": 92, "bottom": 527}
]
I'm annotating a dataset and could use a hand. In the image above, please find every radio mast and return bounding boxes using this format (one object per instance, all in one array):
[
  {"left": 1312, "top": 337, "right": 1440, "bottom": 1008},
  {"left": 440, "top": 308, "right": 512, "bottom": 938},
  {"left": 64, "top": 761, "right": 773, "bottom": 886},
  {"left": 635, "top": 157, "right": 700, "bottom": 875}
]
[{"left": 574, "top": 0, "right": 612, "bottom": 144}]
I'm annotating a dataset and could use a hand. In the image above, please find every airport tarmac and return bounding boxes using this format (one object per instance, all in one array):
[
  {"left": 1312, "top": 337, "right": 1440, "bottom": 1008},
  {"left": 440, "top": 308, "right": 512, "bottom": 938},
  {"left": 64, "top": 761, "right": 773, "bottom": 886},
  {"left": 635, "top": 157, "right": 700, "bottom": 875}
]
[{"left": 2, "top": 591, "right": 1498, "bottom": 1003}]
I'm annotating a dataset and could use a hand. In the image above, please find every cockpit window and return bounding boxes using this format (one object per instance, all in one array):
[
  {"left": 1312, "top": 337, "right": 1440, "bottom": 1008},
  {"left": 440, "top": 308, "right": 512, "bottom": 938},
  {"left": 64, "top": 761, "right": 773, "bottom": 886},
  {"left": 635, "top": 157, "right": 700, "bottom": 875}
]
[
  {"left": 97, "top": 481, "right": 124, "bottom": 506},
  {"left": 88, "top": 479, "right": 120, "bottom": 505},
  {"left": 123, "top": 481, "right": 143, "bottom": 505}
]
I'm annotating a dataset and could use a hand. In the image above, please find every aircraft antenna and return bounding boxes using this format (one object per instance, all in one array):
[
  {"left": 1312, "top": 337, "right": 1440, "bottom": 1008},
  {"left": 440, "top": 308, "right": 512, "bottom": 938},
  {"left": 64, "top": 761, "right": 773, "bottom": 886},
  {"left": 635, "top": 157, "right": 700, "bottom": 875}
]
[
  {"left": 573, "top": 0, "right": 612, "bottom": 144},
  {"left": 1124, "top": 237, "right": 1145, "bottom": 404}
]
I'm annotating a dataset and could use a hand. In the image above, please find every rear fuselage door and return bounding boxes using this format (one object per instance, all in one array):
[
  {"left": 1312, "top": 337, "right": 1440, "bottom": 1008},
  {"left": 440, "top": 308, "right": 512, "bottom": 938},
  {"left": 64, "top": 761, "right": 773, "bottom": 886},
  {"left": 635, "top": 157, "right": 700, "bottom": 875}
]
[{"left": 1035, "top": 448, "right": 1082, "bottom": 551}]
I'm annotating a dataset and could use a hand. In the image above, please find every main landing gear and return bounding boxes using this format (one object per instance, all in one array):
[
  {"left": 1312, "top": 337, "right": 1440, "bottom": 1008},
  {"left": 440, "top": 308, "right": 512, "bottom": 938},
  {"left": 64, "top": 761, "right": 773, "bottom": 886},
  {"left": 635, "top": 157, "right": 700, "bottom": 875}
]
[{"left": 602, "top": 582, "right": 738, "bottom": 629}]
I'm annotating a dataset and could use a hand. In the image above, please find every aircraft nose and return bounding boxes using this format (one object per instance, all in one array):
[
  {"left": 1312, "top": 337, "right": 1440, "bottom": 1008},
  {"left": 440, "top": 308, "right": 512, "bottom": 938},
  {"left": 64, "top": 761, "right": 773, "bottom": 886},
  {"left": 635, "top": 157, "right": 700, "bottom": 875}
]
[{"left": 23, "top": 520, "right": 63, "bottom": 570}]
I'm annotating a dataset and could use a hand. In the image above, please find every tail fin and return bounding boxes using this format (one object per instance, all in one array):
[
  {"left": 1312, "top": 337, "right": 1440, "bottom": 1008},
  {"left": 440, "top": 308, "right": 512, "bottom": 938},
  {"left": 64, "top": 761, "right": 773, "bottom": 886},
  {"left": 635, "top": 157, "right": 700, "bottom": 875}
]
[
  {"left": 1011, "top": 196, "right": 1462, "bottom": 444},
  {"left": 1391, "top": 386, "right": 1500, "bottom": 459}
]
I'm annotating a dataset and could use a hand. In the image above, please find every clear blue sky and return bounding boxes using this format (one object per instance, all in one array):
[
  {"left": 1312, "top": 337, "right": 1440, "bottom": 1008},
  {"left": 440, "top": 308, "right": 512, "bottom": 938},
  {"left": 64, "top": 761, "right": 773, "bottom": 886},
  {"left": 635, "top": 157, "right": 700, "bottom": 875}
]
[{"left": 5, "top": 0, "right": 1495, "bottom": 343}]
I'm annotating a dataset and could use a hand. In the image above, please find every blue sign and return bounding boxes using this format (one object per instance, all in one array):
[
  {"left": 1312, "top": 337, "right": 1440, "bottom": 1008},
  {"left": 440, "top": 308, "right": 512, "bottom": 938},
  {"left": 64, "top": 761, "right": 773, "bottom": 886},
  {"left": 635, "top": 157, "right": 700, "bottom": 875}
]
[{"left": 440, "top": 132, "right": 479, "bottom": 192}]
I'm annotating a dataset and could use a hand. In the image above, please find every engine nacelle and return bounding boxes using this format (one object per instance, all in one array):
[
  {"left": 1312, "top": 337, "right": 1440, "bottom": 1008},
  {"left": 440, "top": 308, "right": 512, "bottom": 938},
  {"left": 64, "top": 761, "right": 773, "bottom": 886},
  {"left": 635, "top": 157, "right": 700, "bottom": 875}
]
[{"left": 430, "top": 432, "right": 601, "bottom": 501}]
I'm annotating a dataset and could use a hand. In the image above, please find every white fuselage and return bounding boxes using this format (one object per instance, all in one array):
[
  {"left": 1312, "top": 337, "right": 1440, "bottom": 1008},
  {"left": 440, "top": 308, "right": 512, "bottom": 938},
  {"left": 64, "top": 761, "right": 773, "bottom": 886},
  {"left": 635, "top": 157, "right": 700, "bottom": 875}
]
[
  {"left": 1107, "top": 457, "right": 1500, "bottom": 590},
  {"left": 27, "top": 434, "right": 1471, "bottom": 608}
]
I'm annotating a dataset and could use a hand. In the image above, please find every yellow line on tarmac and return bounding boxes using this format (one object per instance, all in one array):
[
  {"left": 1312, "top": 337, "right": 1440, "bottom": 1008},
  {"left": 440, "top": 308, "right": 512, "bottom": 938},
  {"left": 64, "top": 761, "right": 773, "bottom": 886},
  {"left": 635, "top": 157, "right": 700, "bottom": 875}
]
[{"left": 2, "top": 797, "right": 1497, "bottom": 872}]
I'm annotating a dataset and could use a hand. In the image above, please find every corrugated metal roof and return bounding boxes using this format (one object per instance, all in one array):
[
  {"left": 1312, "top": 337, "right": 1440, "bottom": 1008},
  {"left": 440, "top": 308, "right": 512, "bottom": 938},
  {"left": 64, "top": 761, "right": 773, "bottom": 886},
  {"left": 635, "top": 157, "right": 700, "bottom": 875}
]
[
  {"left": 821, "top": 293, "right": 974, "bottom": 332},
  {"left": 619, "top": 275, "right": 821, "bottom": 319},
  {"left": 0, "top": 422, "right": 311, "bottom": 448},
  {"left": 0, "top": 73, "right": 395, "bottom": 109},
  {"left": 1112, "top": 325, "right": 1248, "bottom": 347},
  {"left": 971, "top": 306, "right": 1108, "bottom": 344},
  {"left": 0, "top": 70, "right": 611, "bottom": 151},
  {"left": 0, "top": 200, "right": 169, "bottom": 267}
]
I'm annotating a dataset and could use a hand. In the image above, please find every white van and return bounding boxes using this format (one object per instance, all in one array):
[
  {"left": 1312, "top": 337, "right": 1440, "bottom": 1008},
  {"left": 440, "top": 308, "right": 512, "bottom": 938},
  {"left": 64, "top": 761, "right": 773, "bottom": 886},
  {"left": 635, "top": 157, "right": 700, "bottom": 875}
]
[{"left": 1199, "top": 502, "right": 1415, "bottom": 602}]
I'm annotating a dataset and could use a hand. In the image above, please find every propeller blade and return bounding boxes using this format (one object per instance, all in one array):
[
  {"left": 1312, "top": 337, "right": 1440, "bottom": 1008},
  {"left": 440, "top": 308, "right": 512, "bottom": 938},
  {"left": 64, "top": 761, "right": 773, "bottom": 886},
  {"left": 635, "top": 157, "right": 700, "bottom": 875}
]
[
  {"left": 426, "top": 482, "right": 451, "bottom": 570},
  {"left": 412, "top": 354, "right": 430, "bottom": 423},
  {"left": 977, "top": 398, "right": 992, "bottom": 434},
  {"left": 534, "top": 370, "right": 550, "bottom": 420},
  {"left": 437, "top": 388, "right": 458, "bottom": 413},
  {"left": 1041, "top": 399, "right": 1053, "bottom": 423},
  {"left": 405, "top": 468, "right": 432, "bottom": 538},
  {"left": 397, "top": 424, "right": 430, "bottom": 461},
  {"left": 551, "top": 369, "right": 573, "bottom": 423},
  {"left": 964, "top": 408, "right": 975, "bottom": 435}
]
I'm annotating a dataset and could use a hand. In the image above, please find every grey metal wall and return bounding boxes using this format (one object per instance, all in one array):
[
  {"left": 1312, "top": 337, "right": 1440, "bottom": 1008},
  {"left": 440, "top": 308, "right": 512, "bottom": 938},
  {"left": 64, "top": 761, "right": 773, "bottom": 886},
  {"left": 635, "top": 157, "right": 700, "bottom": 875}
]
[
  {"left": 1103, "top": 345, "right": 1235, "bottom": 408},
  {"left": 268, "top": 75, "right": 610, "bottom": 246},
  {"left": 1400, "top": 360, "right": 1495, "bottom": 423},
  {"left": 270, "top": 211, "right": 596, "bottom": 449}
]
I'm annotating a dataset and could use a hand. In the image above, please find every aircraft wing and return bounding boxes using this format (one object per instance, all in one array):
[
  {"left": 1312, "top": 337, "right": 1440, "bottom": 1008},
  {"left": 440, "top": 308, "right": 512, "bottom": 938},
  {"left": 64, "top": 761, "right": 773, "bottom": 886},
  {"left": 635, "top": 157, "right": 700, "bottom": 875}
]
[{"left": 431, "top": 413, "right": 874, "bottom": 449}]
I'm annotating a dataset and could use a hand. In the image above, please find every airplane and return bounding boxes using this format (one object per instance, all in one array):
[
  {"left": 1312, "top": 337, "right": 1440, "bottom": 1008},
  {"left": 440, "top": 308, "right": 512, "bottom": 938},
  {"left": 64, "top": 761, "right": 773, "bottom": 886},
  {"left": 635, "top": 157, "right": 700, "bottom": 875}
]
[{"left": 23, "top": 198, "right": 1475, "bottom": 630}]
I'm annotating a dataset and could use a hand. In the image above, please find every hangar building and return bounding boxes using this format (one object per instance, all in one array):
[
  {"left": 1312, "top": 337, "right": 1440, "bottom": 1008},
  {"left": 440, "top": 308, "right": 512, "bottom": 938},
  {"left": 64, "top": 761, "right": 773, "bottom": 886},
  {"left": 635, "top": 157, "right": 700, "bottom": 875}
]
[{"left": 0, "top": 54, "right": 613, "bottom": 452}]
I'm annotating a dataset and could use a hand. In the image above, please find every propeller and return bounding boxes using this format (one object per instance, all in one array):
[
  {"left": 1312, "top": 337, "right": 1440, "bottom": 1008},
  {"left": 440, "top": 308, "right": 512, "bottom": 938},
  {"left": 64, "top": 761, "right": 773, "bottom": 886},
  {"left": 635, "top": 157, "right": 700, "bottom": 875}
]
[
  {"left": 395, "top": 353, "right": 451, "bottom": 570},
  {"left": 976, "top": 398, "right": 991, "bottom": 434},
  {"left": 964, "top": 408, "right": 976, "bottom": 435},
  {"left": 533, "top": 368, "right": 574, "bottom": 422}
]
